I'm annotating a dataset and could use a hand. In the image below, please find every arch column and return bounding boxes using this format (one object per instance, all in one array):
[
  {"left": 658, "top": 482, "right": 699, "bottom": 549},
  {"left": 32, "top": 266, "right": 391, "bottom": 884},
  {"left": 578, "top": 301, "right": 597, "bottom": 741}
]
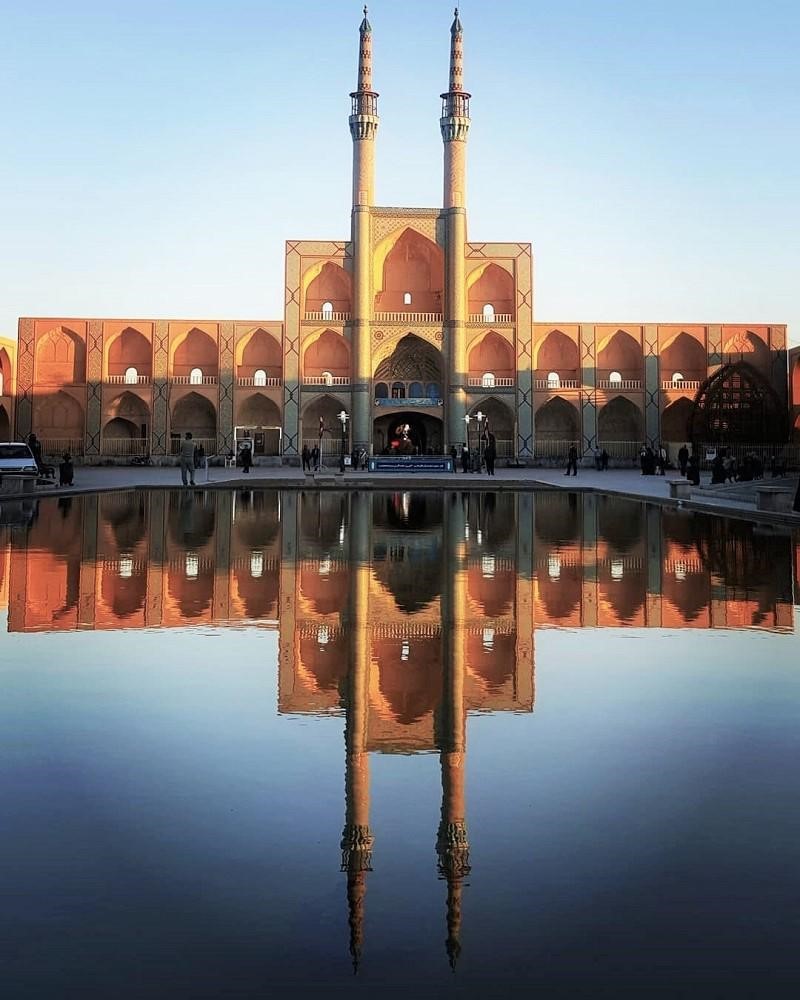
[
  {"left": 151, "top": 321, "right": 169, "bottom": 457},
  {"left": 351, "top": 206, "right": 371, "bottom": 453},
  {"left": 579, "top": 324, "right": 597, "bottom": 458},
  {"left": 644, "top": 324, "right": 660, "bottom": 448},
  {"left": 85, "top": 320, "right": 103, "bottom": 457},
  {"left": 445, "top": 209, "right": 468, "bottom": 449}
]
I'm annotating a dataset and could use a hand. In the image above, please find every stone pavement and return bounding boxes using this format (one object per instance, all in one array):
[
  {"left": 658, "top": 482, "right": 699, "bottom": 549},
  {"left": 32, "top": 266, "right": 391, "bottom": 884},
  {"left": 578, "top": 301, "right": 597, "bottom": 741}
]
[{"left": 21, "top": 462, "right": 799, "bottom": 523}]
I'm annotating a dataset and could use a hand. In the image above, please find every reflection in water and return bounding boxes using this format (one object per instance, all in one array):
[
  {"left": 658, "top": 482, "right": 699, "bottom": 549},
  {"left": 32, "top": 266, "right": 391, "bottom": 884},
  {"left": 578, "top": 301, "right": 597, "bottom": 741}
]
[{"left": 0, "top": 488, "right": 797, "bottom": 978}]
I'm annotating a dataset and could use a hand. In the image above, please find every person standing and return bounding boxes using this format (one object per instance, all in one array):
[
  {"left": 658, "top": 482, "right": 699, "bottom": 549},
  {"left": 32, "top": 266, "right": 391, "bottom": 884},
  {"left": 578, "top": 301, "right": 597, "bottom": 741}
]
[
  {"left": 601, "top": 448, "right": 609, "bottom": 471},
  {"left": 311, "top": 444, "right": 320, "bottom": 471},
  {"left": 460, "top": 443, "right": 470, "bottom": 473},
  {"left": 301, "top": 444, "right": 310, "bottom": 472},
  {"left": 179, "top": 432, "right": 196, "bottom": 487},
  {"left": 565, "top": 444, "right": 578, "bottom": 477},
  {"left": 484, "top": 433, "right": 497, "bottom": 476},
  {"left": 678, "top": 443, "right": 689, "bottom": 477},
  {"left": 241, "top": 442, "right": 252, "bottom": 474}
]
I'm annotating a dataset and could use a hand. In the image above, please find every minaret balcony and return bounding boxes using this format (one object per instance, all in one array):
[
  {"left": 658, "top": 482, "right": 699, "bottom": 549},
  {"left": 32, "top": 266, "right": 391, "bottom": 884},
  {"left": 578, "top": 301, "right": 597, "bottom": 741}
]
[{"left": 373, "top": 311, "right": 442, "bottom": 324}]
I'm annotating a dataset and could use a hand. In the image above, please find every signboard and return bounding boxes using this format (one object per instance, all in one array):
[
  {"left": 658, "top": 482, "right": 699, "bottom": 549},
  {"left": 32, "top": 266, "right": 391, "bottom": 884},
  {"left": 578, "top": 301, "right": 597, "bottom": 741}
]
[
  {"left": 368, "top": 456, "right": 454, "bottom": 473},
  {"left": 374, "top": 398, "right": 442, "bottom": 408}
]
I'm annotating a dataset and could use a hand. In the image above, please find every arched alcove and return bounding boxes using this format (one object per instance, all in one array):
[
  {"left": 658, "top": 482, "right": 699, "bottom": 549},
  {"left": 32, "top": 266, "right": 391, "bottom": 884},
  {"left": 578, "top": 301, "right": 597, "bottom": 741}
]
[
  {"left": 374, "top": 334, "right": 443, "bottom": 383},
  {"left": 722, "top": 329, "right": 770, "bottom": 369},
  {"left": 688, "top": 362, "right": 788, "bottom": 443},
  {"left": 468, "top": 397, "right": 514, "bottom": 445},
  {"left": 597, "top": 330, "right": 642, "bottom": 379},
  {"left": 237, "top": 328, "right": 282, "bottom": 378},
  {"left": 33, "top": 390, "right": 85, "bottom": 441},
  {"left": 468, "top": 331, "right": 514, "bottom": 378},
  {"left": 301, "top": 394, "right": 347, "bottom": 448},
  {"left": 598, "top": 395, "right": 644, "bottom": 442},
  {"left": 103, "top": 391, "right": 150, "bottom": 441},
  {"left": 0, "top": 403, "right": 10, "bottom": 440},
  {"left": 467, "top": 263, "right": 514, "bottom": 316},
  {"left": 535, "top": 396, "right": 580, "bottom": 441},
  {"left": 375, "top": 637, "right": 443, "bottom": 725},
  {"left": 303, "top": 329, "right": 350, "bottom": 378},
  {"left": 170, "top": 391, "right": 217, "bottom": 439},
  {"left": 237, "top": 392, "right": 281, "bottom": 427},
  {"left": 305, "top": 262, "right": 352, "bottom": 314},
  {"left": 660, "top": 397, "right": 694, "bottom": 442},
  {"left": 107, "top": 327, "right": 152, "bottom": 378},
  {"left": 375, "top": 228, "right": 444, "bottom": 313},
  {"left": 172, "top": 328, "right": 218, "bottom": 378},
  {"left": 35, "top": 327, "right": 86, "bottom": 385},
  {"left": 535, "top": 329, "right": 579, "bottom": 380},
  {"left": 661, "top": 331, "right": 706, "bottom": 381}
]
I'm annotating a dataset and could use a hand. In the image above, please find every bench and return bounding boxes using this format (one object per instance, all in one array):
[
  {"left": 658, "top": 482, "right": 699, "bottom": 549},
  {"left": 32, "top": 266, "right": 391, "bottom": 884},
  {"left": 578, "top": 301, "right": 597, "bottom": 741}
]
[
  {"left": 756, "top": 486, "right": 792, "bottom": 513},
  {"left": 668, "top": 479, "right": 692, "bottom": 500}
]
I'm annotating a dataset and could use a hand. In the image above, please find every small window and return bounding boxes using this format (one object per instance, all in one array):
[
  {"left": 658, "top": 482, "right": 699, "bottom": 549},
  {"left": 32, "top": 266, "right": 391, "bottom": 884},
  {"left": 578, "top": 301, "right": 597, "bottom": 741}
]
[
  {"left": 609, "top": 371, "right": 622, "bottom": 384},
  {"left": 185, "top": 553, "right": 199, "bottom": 579},
  {"left": 403, "top": 292, "right": 412, "bottom": 306},
  {"left": 481, "top": 372, "right": 496, "bottom": 388},
  {"left": 426, "top": 382, "right": 440, "bottom": 400},
  {"left": 547, "top": 371, "right": 560, "bottom": 388},
  {"left": 375, "top": 382, "right": 389, "bottom": 399},
  {"left": 321, "top": 301, "right": 333, "bottom": 318},
  {"left": 190, "top": 368, "right": 203, "bottom": 385},
  {"left": 250, "top": 551, "right": 264, "bottom": 578},
  {"left": 671, "top": 372, "right": 684, "bottom": 384},
  {"left": 254, "top": 369, "right": 267, "bottom": 386},
  {"left": 124, "top": 367, "right": 138, "bottom": 385},
  {"left": 322, "top": 371, "right": 333, "bottom": 386},
  {"left": 409, "top": 382, "right": 423, "bottom": 398},
  {"left": 482, "top": 303, "right": 495, "bottom": 320},
  {"left": 391, "top": 382, "right": 405, "bottom": 399}
]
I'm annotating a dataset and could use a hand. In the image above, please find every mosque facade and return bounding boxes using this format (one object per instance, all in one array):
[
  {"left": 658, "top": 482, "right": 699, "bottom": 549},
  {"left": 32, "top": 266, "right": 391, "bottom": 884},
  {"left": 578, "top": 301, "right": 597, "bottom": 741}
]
[{"left": 11, "top": 11, "right": 795, "bottom": 463}]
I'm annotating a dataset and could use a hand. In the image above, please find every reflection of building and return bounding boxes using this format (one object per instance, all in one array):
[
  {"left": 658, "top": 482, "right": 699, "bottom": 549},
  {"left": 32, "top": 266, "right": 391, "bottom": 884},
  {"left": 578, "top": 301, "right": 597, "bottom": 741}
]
[{"left": 12, "top": 12, "right": 790, "bottom": 464}]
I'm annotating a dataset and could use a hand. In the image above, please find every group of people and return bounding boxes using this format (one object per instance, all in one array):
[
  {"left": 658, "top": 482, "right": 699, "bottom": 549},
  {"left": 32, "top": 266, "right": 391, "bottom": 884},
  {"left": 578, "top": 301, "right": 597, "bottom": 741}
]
[
  {"left": 639, "top": 444, "right": 672, "bottom": 476},
  {"left": 449, "top": 433, "right": 497, "bottom": 475},
  {"left": 710, "top": 450, "right": 765, "bottom": 485},
  {"left": 301, "top": 444, "right": 321, "bottom": 472},
  {"left": 26, "top": 432, "right": 73, "bottom": 487}
]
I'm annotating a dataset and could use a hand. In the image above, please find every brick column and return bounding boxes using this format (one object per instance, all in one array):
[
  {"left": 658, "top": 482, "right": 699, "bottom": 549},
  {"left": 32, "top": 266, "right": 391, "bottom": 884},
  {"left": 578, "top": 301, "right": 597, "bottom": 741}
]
[
  {"left": 579, "top": 324, "right": 597, "bottom": 459},
  {"left": 581, "top": 493, "right": 598, "bottom": 627},
  {"left": 516, "top": 247, "right": 534, "bottom": 461},
  {"left": 218, "top": 322, "right": 235, "bottom": 456},
  {"left": 644, "top": 324, "right": 660, "bottom": 449},
  {"left": 282, "top": 245, "right": 302, "bottom": 460},
  {"left": 85, "top": 320, "right": 103, "bottom": 457},
  {"left": 14, "top": 318, "right": 35, "bottom": 440},
  {"left": 151, "top": 321, "right": 169, "bottom": 457}
]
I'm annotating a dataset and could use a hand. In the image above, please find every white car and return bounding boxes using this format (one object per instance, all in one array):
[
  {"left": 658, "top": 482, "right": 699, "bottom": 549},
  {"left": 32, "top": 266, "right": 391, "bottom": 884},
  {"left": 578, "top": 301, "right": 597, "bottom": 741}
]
[{"left": 0, "top": 443, "right": 39, "bottom": 475}]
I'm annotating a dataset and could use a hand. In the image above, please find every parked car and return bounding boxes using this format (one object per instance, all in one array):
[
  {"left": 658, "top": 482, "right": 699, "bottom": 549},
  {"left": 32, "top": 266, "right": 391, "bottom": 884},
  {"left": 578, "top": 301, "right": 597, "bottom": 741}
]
[{"left": 0, "top": 442, "right": 39, "bottom": 475}]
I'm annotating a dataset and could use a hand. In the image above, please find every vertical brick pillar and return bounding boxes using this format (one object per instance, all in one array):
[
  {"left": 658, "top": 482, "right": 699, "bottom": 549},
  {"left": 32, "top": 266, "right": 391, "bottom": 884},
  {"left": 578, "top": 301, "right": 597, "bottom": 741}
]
[
  {"left": 282, "top": 245, "right": 302, "bottom": 460},
  {"left": 218, "top": 322, "right": 235, "bottom": 456},
  {"left": 78, "top": 494, "right": 98, "bottom": 628},
  {"left": 581, "top": 493, "right": 598, "bottom": 626},
  {"left": 145, "top": 491, "right": 165, "bottom": 628},
  {"left": 516, "top": 247, "right": 534, "bottom": 461},
  {"left": 515, "top": 491, "right": 535, "bottom": 710},
  {"left": 579, "top": 324, "right": 597, "bottom": 459},
  {"left": 85, "top": 320, "right": 103, "bottom": 457},
  {"left": 151, "top": 321, "right": 169, "bottom": 457},
  {"left": 278, "top": 490, "right": 298, "bottom": 712},
  {"left": 213, "top": 491, "right": 232, "bottom": 622},
  {"left": 645, "top": 503, "right": 662, "bottom": 627},
  {"left": 15, "top": 319, "right": 35, "bottom": 440},
  {"left": 644, "top": 324, "right": 660, "bottom": 450}
]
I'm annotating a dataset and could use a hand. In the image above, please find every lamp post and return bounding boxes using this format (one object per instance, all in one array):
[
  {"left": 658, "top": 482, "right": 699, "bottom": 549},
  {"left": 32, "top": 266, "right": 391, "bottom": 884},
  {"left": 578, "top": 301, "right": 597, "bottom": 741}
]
[
  {"left": 338, "top": 410, "right": 349, "bottom": 473},
  {"left": 463, "top": 413, "right": 471, "bottom": 472},
  {"left": 475, "top": 411, "right": 485, "bottom": 473}
]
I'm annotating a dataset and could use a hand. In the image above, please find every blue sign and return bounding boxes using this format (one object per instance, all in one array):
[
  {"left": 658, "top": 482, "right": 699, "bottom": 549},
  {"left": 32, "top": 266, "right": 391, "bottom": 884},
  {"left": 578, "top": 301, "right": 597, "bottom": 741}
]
[{"left": 374, "top": 397, "right": 442, "bottom": 407}]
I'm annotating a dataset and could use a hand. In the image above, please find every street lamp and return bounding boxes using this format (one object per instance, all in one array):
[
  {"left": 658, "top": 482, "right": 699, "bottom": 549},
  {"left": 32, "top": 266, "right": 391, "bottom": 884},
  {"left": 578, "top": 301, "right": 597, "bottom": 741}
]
[
  {"left": 338, "top": 410, "right": 349, "bottom": 473},
  {"left": 475, "top": 410, "right": 485, "bottom": 473},
  {"left": 463, "top": 413, "right": 471, "bottom": 472}
]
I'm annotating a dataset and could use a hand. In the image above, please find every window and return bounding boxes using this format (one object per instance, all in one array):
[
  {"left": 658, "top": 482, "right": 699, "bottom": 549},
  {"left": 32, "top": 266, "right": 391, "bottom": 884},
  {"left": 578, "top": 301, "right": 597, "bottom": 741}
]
[
  {"left": 426, "top": 382, "right": 441, "bottom": 400},
  {"left": 391, "top": 382, "right": 405, "bottom": 399},
  {"left": 403, "top": 292, "right": 412, "bottom": 305},
  {"left": 481, "top": 372, "right": 496, "bottom": 388},
  {"left": 250, "top": 551, "right": 264, "bottom": 578},
  {"left": 409, "top": 381, "right": 423, "bottom": 398},
  {"left": 321, "top": 301, "right": 333, "bottom": 318},
  {"left": 185, "top": 553, "right": 199, "bottom": 579},
  {"left": 375, "top": 382, "right": 388, "bottom": 399},
  {"left": 547, "top": 371, "right": 560, "bottom": 388},
  {"left": 190, "top": 368, "right": 203, "bottom": 385},
  {"left": 609, "top": 371, "right": 622, "bottom": 384},
  {"left": 482, "top": 303, "right": 495, "bottom": 320},
  {"left": 671, "top": 372, "right": 685, "bottom": 384},
  {"left": 322, "top": 371, "right": 333, "bottom": 386},
  {"left": 124, "top": 367, "right": 138, "bottom": 385},
  {"left": 254, "top": 369, "right": 267, "bottom": 386}
]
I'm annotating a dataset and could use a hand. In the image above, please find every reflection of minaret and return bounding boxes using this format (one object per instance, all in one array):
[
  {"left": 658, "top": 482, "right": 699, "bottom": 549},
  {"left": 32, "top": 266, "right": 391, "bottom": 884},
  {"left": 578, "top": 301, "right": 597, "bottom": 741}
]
[
  {"left": 340, "top": 492, "right": 373, "bottom": 971},
  {"left": 437, "top": 492, "right": 470, "bottom": 969}
]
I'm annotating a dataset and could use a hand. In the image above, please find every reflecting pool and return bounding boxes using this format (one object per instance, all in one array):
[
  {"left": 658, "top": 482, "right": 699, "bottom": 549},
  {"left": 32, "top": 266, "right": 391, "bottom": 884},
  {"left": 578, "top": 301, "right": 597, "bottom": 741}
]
[{"left": 1, "top": 490, "right": 798, "bottom": 997}]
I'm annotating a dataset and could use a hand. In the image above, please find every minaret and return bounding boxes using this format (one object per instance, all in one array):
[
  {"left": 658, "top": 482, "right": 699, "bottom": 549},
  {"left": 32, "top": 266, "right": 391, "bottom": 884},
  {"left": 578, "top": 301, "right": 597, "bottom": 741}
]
[
  {"left": 350, "top": 7, "right": 378, "bottom": 455},
  {"left": 340, "top": 492, "right": 373, "bottom": 971},
  {"left": 441, "top": 9, "right": 471, "bottom": 450},
  {"left": 436, "top": 493, "right": 471, "bottom": 969}
]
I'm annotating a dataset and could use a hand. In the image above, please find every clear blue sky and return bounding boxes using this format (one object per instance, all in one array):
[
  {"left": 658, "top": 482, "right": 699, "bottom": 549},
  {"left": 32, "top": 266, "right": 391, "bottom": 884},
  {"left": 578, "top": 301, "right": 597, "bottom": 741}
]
[{"left": 2, "top": 0, "right": 798, "bottom": 343}]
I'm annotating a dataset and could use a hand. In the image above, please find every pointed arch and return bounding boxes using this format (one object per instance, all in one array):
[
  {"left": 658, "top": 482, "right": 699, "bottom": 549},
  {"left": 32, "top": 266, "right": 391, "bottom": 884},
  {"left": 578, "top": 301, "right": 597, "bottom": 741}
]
[
  {"left": 304, "top": 261, "right": 352, "bottom": 313},
  {"left": 722, "top": 329, "right": 770, "bottom": 368},
  {"left": 466, "top": 262, "right": 514, "bottom": 316},
  {"left": 598, "top": 395, "right": 644, "bottom": 442},
  {"left": 660, "top": 331, "right": 706, "bottom": 380},
  {"left": 236, "top": 327, "right": 282, "bottom": 375},
  {"left": 303, "top": 328, "right": 350, "bottom": 377},
  {"left": 373, "top": 227, "right": 444, "bottom": 313},
  {"left": 170, "top": 391, "right": 216, "bottom": 438},
  {"left": 35, "top": 326, "right": 86, "bottom": 385},
  {"left": 103, "top": 391, "right": 150, "bottom": 442},
  {"left": 33, "top": 390, "right": 85, "bottom": 438},
  {"left": 535, "top": 396, "right": 580, "bottom": 441},
  {"left": 597, "top": 329, "right": 643, "bottom": 377},
  {"left": 0, "top": 403, "right": 10, "bottom": 440},
  {"left": 374, "top": 333, "right": 443, "bottom": 382},
  {"left": 534, "top": 329, "right": 579, "bottom": 373},
  {"left": 688, "top": 361, "right": 788, "bottom": 443},
  {"left": 106, "top": 326, "right": 152, "bottom": 378},
  {"left": 301, "top": 394, "right": 348, "bottom": 444},
  {"left": 237, "top": 392, "right": 281, "bottom": 427},
  {"left": 660, "top": 397, "right": 694, "bottom": 442},
  {"left": 0, "top": 347, "right": 12, "bottom": 395},
  {"left": 171, "top": 327, "right": 218, "bottom": 378},
  {"left": 468, "top": 330, "right": 514, "bottom": 378},
  {"left": 468, "top": 396, "right": 514, "bottom": 442}
]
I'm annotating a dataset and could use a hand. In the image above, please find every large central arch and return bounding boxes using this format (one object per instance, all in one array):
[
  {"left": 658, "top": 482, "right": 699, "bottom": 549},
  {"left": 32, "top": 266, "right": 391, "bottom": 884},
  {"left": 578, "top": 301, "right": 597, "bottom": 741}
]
[{"left": 372, "top": 334, "right": 444, "bottom": 454}]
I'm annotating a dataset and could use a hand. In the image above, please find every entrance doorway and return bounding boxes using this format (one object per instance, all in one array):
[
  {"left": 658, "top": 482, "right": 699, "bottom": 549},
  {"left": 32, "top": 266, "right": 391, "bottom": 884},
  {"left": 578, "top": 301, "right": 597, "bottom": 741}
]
[{"left": 373, "top": 411, "right": 443, "bottom": 456}]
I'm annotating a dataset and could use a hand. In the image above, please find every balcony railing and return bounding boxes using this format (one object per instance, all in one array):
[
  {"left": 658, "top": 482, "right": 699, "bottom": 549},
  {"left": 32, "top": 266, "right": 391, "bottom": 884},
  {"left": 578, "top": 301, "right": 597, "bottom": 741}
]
[
  {"left": 303, "top": 375, "right": 350, "bottom": 386},
  {"left": 107, "top": 374, "right": 151, "bottom": 385},
  {"left": 373, "top": 311, "right": 442, "bottom": 323},
  {"left": 661, "top": 380, "right": 701, "bottom": 391},
  {"left": 534, "top": 379, "right": 580, "bottom": 390},
  {"left": 598, "top": 379, "right": 641, "bottom": 390},
  {"left": 237, "top": 376, "right": 282, "bottom": 387},
  {"left": 467, "top": 377, "right": 515, "bottom": 388},
  {"left": 101, "top": 437, "right": 149, "bottom": 457},
  {"left": 169, "top": 437, "right": 218, "bottom": 456},
  {"left": 304, "top": 311, "right": 351, "bottom": 322},
  {"left": 468, "top": 313, "right": 513, "bottom": 324},
  {"left": 172, "top": 375, "right": 218, "bottom": 385}
]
